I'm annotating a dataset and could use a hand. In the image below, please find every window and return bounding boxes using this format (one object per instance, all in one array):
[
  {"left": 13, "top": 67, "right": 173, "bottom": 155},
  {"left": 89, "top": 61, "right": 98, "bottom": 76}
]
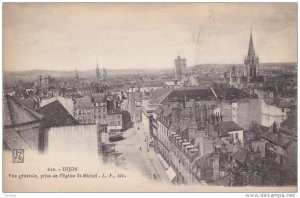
[
  {"left": 78, "top": 110, "right": 81, "bottom": 115},
  {"left": 118, "top": 121, "right": 121, "bottom": 125},
  {"left": 235, "top": 133, "right": 239, "bottom": 140},
  {"left": 282, "top": 108, "right": 285, "bottom": 112},
  {"left": 103, "top": 114, "right": 106, "bottom": 119}
]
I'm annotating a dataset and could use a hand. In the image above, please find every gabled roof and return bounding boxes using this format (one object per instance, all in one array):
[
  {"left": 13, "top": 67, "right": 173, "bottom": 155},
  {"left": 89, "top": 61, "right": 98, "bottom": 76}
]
[
  {"left": 218, "top": 121, "right": 243, "bottom": 133},
  {"left": 91, "top": 93, "right": 106, "bottom": 103},
  {"left": 149, "top": 88, "right": 173, "bottom": 104},
  {"left": 163, "top": 88, "right": 216, "bottom": 103},
  {"left": 249, "top": 123, "right": 269, "bottom": 133},
  {"left": 3, "top": 95, "right": 43, "bottom": 128},
  {"left": 38, "top": 100, "right": 78, "bottom": 128},
  {"left": 213, "top": 88, "right": 249, "bottom": 100},
  {"left": 261, "top": 131, "right": 295, "bottom": 149},
  {"left": 74, "top": 96, "right": 93, "bottom": 109},
  {"left": 3, "top": 128, "right": 31, "bottom": 150},
  {"left": 231, "top": 148, "right": 249, "bottom": 164},
  {"left": 18, "top": 96, "right": 39, "bottom": 110}
]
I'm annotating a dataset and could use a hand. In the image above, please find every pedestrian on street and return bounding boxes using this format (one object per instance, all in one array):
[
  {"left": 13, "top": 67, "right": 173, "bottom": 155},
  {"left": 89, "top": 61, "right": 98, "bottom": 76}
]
[
  {"left": 153, "top": 174, "right": 156, "bottom": 179},
  {"left": 139, "top": 146, "right": 142, "bottom": 151}
]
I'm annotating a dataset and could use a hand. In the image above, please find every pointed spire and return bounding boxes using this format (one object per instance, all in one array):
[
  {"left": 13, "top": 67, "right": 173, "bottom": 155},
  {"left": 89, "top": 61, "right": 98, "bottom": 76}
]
[
  {"left": 96, "top": 58, "right": 100, "bottom": 78},
  {"left": 75, "top": 68, "right": 79, "bottom": 81},
  {"left": 248, "top": 29, "right": 255, "bottom": 57},
  {"left": 103, "top": 67, "right": 107, "bottom": 79},
  {"left": 231, "top": 62, "right": 236, "bottom": 75}
]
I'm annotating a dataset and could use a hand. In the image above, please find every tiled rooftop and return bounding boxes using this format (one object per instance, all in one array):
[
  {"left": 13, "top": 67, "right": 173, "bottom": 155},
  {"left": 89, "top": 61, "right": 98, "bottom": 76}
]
[
  {"left": 3, "top": 95, "right": 43, "bottom": 128},
  {"left": 74, "top": 96, "right": 93, "bottom": 109},
  {"left": 38, "top": 100, "right": 78, "bottom": 128}
]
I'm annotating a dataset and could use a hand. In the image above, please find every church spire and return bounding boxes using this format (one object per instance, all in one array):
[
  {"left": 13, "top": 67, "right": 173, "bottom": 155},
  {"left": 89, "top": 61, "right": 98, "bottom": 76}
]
[
  {"left": 248, "top": 31, "right": 255, "bottom": 57},
  {"left": 96, "top": 58, "right": 100, "bottom": 78},
  {"left": 244, "top": 28, "right": 259, "bottom": 81},
  {"left": 75, "top": 68, "right": 79, "bottom": 82},
  {"left": 103, "top": 67, "right": 107, "bottom": 79}
]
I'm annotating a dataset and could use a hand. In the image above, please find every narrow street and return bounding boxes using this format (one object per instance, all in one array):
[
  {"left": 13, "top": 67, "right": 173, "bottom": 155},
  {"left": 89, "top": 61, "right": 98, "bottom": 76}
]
[{"left": 114, "top": 122, "right": 169, "bottom": 183}]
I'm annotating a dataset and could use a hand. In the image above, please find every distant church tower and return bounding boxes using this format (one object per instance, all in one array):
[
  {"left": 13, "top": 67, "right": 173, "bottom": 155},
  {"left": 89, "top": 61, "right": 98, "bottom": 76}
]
[
  {"left": 103, "top": 68, "right": 107, "bottom": 80},
  {"left": 75, "top": 68, "right": 79, "bottom": 82},
  {"left": 174, "top": 56, "right": 186, "bottom": 82},
  {"left": 230, "top": 64, "right": 238, "bottom": 87},
  {"left": 244, "top": 31, "right": 259, "bottom": 81},
  {"left": 96, "top": 59, "right": 100, "bottom": 79}
]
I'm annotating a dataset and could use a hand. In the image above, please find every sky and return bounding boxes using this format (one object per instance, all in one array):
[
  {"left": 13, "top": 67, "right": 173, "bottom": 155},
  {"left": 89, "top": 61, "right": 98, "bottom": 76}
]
[{"left": 3, "top": 3, "right": 297, "bottom": 71}]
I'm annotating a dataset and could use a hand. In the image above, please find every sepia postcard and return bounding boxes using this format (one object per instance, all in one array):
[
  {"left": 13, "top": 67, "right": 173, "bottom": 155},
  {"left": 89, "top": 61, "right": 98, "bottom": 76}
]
[{"left": 2, "top": 3, "right": 298, "bottom": 193}]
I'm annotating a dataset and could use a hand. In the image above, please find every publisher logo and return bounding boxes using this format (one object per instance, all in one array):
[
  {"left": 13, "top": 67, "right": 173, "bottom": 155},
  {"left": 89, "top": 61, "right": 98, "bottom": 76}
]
[{"left": 12, "top": 149, "right": 24, "bottom": 163}]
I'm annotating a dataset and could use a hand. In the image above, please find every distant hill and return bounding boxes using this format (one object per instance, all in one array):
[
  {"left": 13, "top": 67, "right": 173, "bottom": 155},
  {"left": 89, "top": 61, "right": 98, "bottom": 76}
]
[
  {"left": 4, "top": 68, "right": 171, "bottom": 79},
  {"left": 190, "top": 62, "right": 297, "bottom": 70},
  {"left": 3, "top": 62, "right": 296, "bottom": 83},
  {"left": 3, "top": 68, "right": 173, "bottom": 86}
]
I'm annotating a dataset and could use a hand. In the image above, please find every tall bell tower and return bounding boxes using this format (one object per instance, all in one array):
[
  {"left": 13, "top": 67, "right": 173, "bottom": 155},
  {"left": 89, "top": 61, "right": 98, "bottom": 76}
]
[{"left": 244, "top": 31, "right": 259, "bottom": 81}]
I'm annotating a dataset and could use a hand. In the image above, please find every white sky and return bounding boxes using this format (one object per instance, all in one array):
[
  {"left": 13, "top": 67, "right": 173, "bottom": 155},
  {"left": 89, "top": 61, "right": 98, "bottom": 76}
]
[{"left": 3, "top": 3, "right": 297, "bottom": 71}]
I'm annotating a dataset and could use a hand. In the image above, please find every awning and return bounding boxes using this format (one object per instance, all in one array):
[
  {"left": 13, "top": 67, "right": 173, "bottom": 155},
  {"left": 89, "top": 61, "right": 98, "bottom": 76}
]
[
  {"left": 166, "top": 166, "right": 176, "bottom": 182},
  {"left": 157, "top": 153, "right": 169, "bottom": 170}
]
